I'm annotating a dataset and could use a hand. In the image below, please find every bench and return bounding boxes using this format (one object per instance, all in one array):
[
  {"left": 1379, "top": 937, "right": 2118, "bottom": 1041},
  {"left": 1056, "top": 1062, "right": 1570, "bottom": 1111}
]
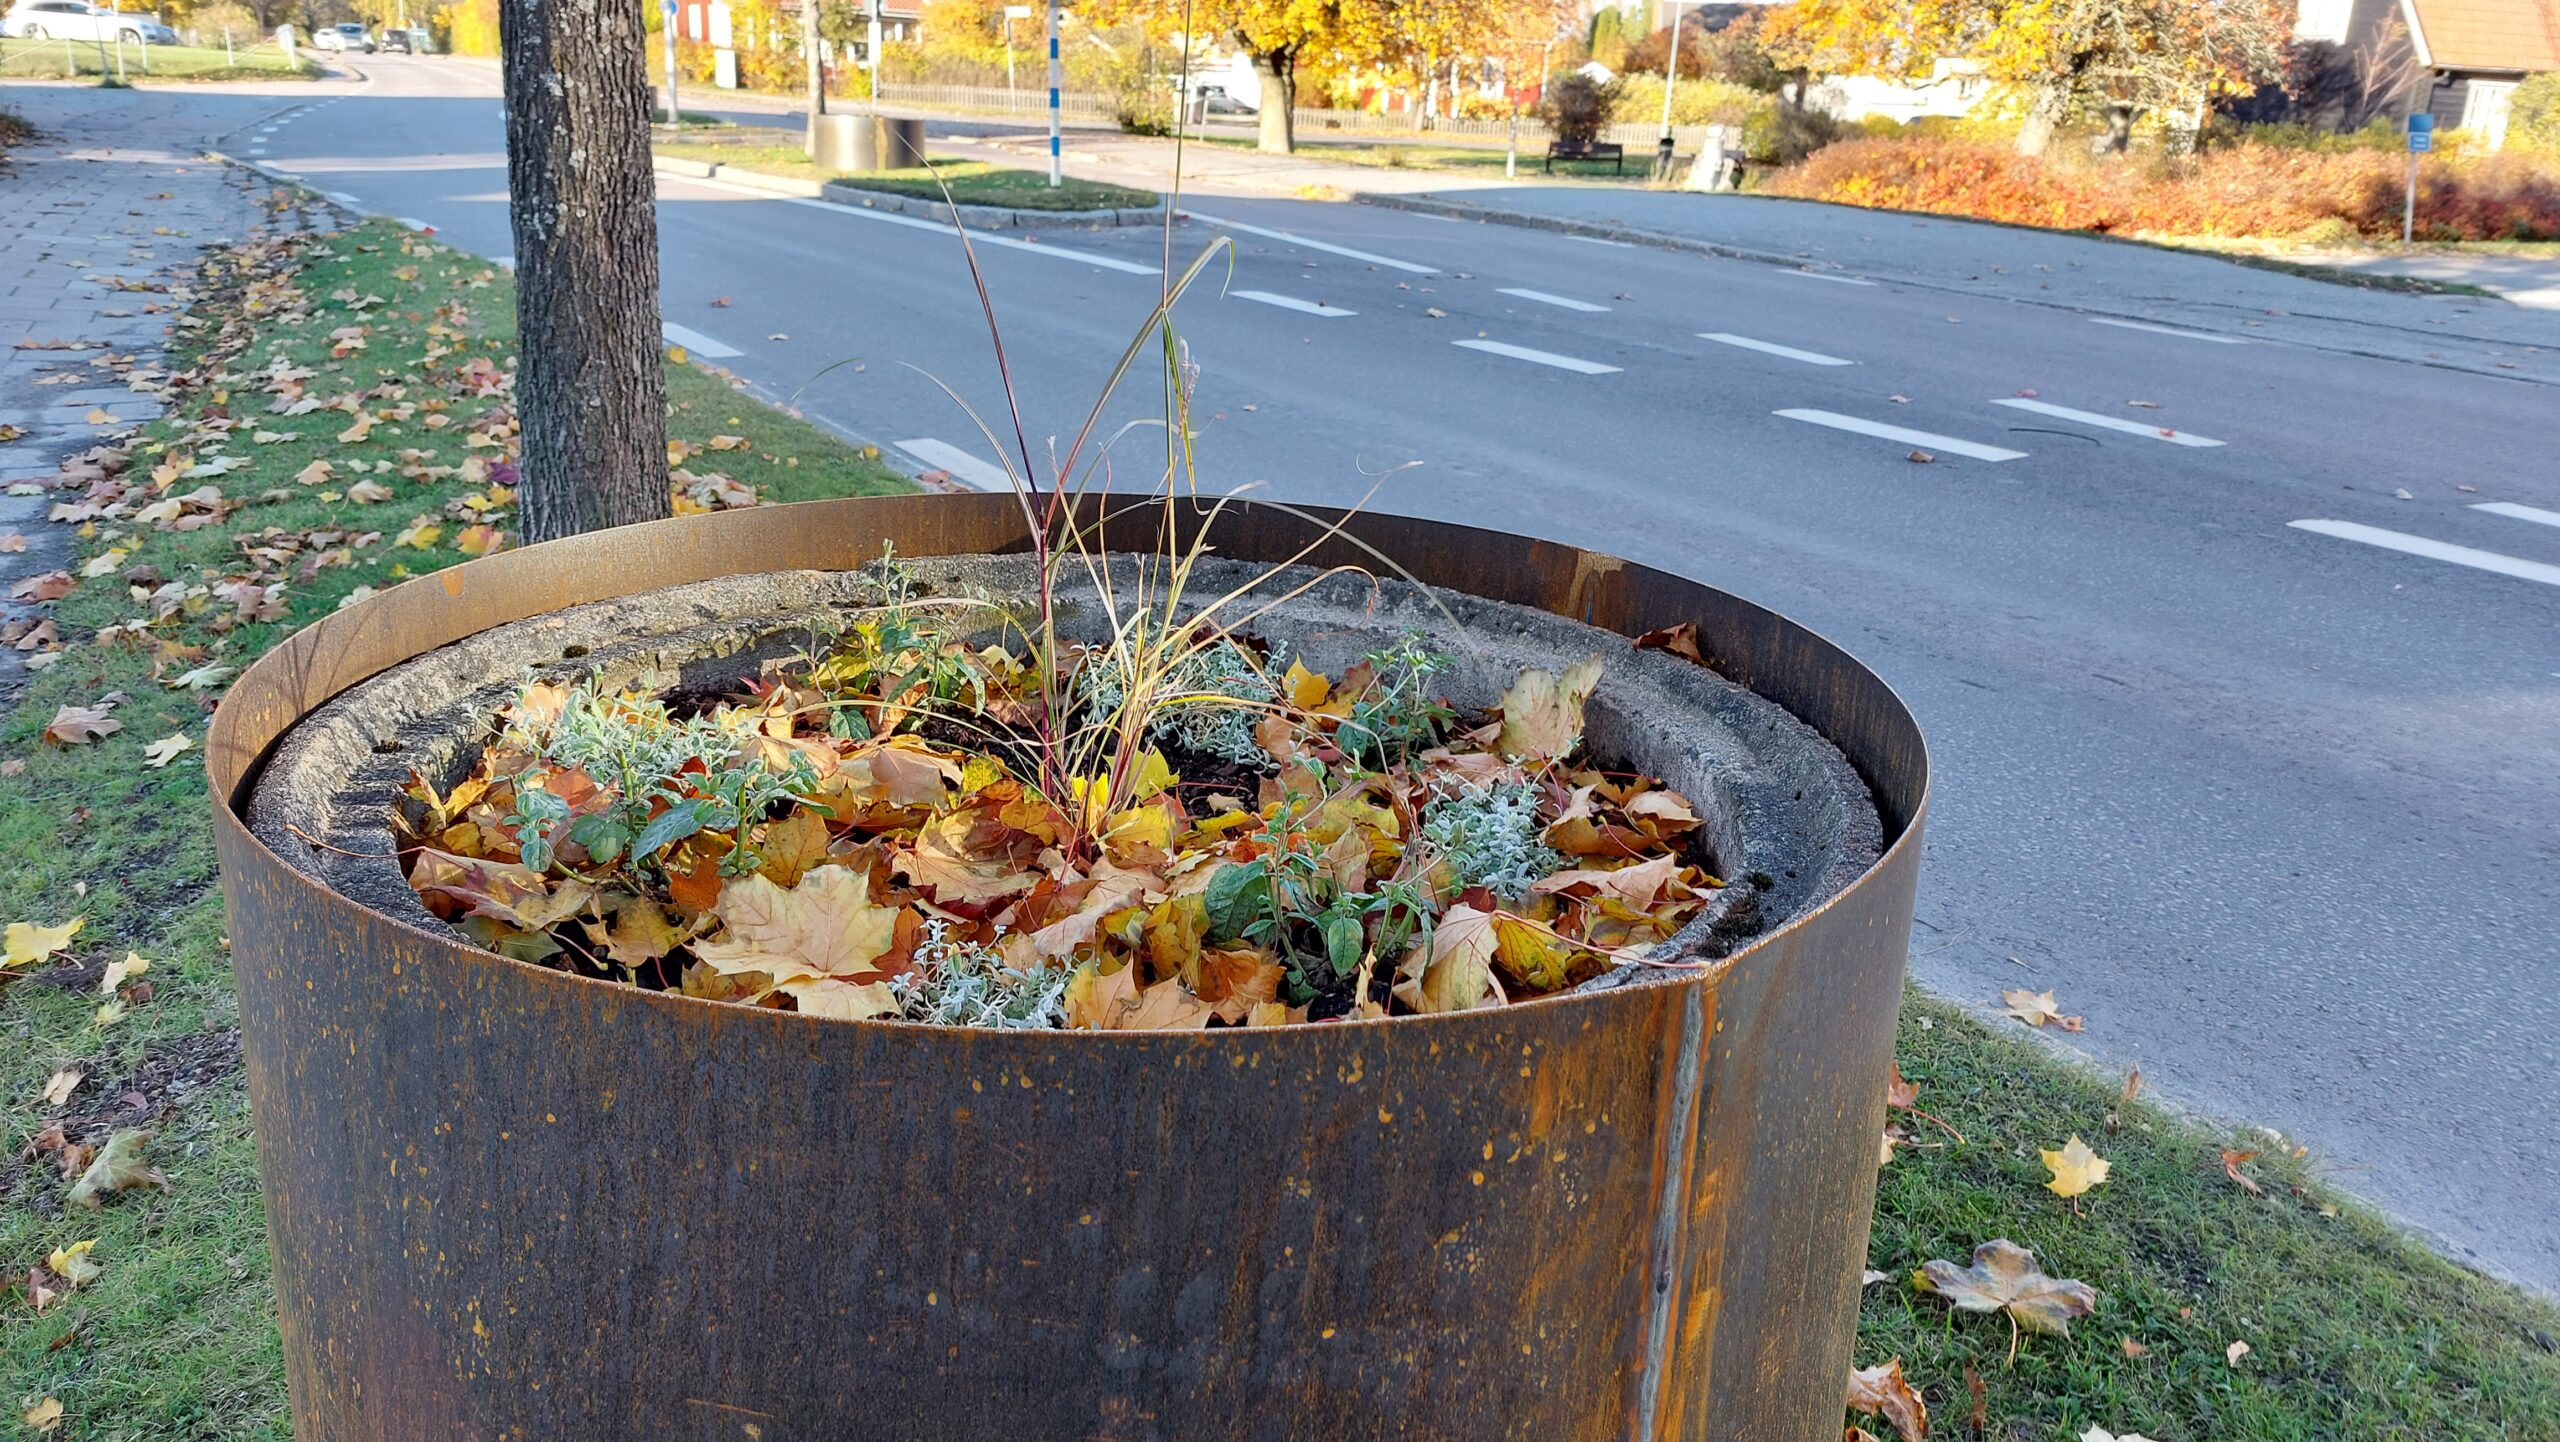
[{"left": 1544, "top": 140, "right": 1626, "bottom": 175}]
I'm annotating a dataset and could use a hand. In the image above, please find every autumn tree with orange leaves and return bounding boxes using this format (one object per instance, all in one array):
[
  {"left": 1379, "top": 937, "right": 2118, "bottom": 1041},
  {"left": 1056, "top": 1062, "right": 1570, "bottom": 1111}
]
[
  {"left": 1759, "top": 0, "right": 2291, "bottom": 156},
  {"left": 1081, "top": 0, "right": 1397, "bottom": 153}
]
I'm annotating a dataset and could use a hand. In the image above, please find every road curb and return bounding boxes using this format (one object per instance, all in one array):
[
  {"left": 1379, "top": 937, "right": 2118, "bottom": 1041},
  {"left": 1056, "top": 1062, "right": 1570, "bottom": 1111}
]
[
  {"left": 651, "top": 160, "right": 1152, "bottom": 229},
  {"left": 1353, "top": 190, "right": 1859, "bottom": 278}
]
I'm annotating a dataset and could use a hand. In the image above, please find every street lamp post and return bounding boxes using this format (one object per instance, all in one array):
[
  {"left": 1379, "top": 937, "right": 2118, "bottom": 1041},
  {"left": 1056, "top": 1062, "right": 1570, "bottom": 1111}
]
[{"left": 1655, "top": 0, "right": 1704, "bottom": 179}]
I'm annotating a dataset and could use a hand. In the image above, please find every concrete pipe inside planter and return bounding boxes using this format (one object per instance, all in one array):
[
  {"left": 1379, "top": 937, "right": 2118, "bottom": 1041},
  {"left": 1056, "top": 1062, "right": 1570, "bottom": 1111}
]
[{"left": 209, "top": 495, "right": 1927, "bottom": 1442}]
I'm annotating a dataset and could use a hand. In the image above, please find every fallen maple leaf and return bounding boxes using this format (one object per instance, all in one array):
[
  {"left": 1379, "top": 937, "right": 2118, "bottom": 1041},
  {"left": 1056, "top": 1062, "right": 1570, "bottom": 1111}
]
[
  {"left": 10, "top": 570, "right": 75, "bottom": 601},
  {"left": 43, "top": 703, "right": 121, "bottom": 746},
  {"left": 1917, "top": 1238, "right": 2099, "bottom": 1362},
  {"left": 1391, "top": 904, "right": 1506, "bottom": 1014},
  {"left": 4, "top": 917, "right": 83, "bottom": 970},
  {"left": 1888, "top": 1062, "right": 1966, "bottom": 1144},
  {"left": 1632, "top": 620, "right": 1705, "bottom": 664},
  {"left": 2119, "top": 1337, "right": 2149, "bottom": 1359},
  {"left": 345, "top": 478, "right": 394, "bottom": 503},
  {"left": 143, "top": 733, "right": 194, "bottom": 768},
  {"left": 1965, "top": 1362, "right": 1987, "bottom": 1434},
  {"left": 1064, "top": 960, "right": 1215, "bottom": 1030},
  {"left": 23, "top": 1397, "right": 64, "bottom": 1433},
  {"left": 1844, "top": 1359, "right": 1927, "bottom": 1442},
  {"left": 694, "top": 866, "right": 898, "bottom": 1019},
  {"left": 1908, "top": 449, "right": 1936, "bottom": 463},
  {"left": 46, "top": 1238, "right": 102, "bottom": 1288},
  {"left": 40, "top": 1066, "right": 84, "bottom": 1106},
  {"left": 67, "top": 1127, "right": 167, "bottom": 1208},
  {"left": 2082, "top": 1430, "right": 2160, "bottom": 1442},
  {"left": 99, "top": 951, "right": 150, "bottom": 994},
  {"left": 2225, "top": 1339, "right": 2251, "bottom": 1366},
  {"left": 2000, "top": 988, "right": 2083, "bottom": 1030},
  {"left": 1495, "top": 654, "right": 1603, "bottom": 764},
  {"left": 2221, "top": 1147, "right": 2265, "bottom": 1196},
  {"left": 2041, "top": 1134, "right": 2110, "bottom": 1202}
]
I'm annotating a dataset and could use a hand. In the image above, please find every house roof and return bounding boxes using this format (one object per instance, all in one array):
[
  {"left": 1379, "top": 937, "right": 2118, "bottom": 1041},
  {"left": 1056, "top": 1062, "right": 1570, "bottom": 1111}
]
[{"left": 2401, "top": 0, "right": 2560, "bottom": 73}]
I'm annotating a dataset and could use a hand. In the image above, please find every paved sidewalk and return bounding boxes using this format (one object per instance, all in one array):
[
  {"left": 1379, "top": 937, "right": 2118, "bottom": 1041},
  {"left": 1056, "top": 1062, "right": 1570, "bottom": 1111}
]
[
  {"left": 2302, "top": 246, "right": 2560, "bottom": 310},
  {"left": 0, "top": 83, "right": 282, "bottom": 694}
]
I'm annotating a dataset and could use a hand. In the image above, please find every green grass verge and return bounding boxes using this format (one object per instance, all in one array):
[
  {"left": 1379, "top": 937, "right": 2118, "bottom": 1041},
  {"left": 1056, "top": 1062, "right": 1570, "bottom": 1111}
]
[
  {"left": 0, "top": 38, "right": 318, "bottom": 81},
  {"left": 4, "top": 217, "right": 2557, "bottom": 1442},
  {"left": 654, "top": 139, "right": 1159, "bottom": 209},
  {"left": 1865, "top": 992, "right": 2560, "bottom": 1440},
  {"left": 0, "top": 217, "right": 907, "bottom": 1439}
]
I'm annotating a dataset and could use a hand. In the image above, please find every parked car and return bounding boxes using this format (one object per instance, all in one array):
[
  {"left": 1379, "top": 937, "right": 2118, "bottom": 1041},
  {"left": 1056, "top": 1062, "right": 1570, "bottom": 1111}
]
[
  {"left": 376, "top": 26, "right": 408, "bottom": 51},
  {"left": 310, "top": 20, "right": 372, "bottom": 51},
  {"left": 1, "top": 1, "right": 177, "bottom": 44},
  {"left": 1190, "top": 83, "right": 1256, "bottom": 115}
]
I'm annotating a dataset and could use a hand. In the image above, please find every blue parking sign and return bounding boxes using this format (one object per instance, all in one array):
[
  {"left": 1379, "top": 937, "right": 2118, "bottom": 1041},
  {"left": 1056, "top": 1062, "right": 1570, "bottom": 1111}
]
[{"left": 2407, "top": 113, "right": 2434, "bottom": 153}]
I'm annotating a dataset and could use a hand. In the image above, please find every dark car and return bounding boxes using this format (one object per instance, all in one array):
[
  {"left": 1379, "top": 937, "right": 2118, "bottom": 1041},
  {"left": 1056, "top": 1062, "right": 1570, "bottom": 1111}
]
[{"left": 377, "top": 26, "right": 408, "bottom": 51}]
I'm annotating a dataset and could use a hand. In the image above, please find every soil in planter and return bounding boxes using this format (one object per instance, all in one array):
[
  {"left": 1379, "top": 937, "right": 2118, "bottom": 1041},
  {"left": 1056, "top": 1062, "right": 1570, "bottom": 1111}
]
[{"left": 250, "top": 555, "right": 1883, "bottom": 1032}]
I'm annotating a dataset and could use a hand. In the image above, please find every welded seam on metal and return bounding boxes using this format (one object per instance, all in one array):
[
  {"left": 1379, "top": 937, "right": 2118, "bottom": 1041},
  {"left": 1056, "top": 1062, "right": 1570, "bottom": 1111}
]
[{"left": 1634, "top": 985, "right": 1709, "bottom": 1439}]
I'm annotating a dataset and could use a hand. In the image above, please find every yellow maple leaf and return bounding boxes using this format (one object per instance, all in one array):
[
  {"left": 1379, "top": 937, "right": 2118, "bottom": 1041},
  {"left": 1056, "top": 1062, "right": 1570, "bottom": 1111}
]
[
  {"left": 99, "top": 951, "right": 149, "bottom": 995},
  {"left": 2041, "top": 1134, "right": 2111, "bottom": 1199},
  {"left": 1495, "top": 653, "right": 1604, "bottom": 763},
  {"left": 693, "top": 866, "right": 898, "bottom": 1020},
  {"left": 3, "top": 917, "right": 82, "bottom": 970},
  {"left": 46, "top": 1238, "right": 102, "bottom": 1288},
  {"left": 23, "top": 1397, "right": 64, "bottom": 1433},
  {"left": 1282, "top": 657, "right": 1330, "bottom": 709}
]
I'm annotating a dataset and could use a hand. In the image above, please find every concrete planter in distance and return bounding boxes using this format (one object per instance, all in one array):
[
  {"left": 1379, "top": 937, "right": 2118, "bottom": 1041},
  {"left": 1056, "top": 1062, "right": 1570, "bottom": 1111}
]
[{"left": 209, "top": 494, "right": 1928, "bottom": 1441}]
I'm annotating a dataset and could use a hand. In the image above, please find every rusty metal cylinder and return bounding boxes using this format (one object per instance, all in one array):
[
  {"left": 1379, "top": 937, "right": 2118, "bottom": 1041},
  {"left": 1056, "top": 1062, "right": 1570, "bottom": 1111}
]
[{"left": 210, "top": 496, "right": 1927, "bottom": 1441}]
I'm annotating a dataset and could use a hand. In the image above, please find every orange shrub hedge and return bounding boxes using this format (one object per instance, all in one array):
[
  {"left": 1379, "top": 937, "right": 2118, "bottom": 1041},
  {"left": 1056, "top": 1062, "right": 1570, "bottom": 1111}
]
[{"left": 1765, "top": 137, "right": 2560, "bottom": 242}]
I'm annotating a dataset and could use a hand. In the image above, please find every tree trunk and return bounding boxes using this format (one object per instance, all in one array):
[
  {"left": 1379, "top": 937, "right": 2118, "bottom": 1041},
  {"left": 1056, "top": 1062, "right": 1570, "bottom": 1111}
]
[
  {"left": 1250, "top": 44, "right": 1295, "bottom": 154},
  {"left": 2099, "top": 102, "right": 2134, "bottom": 153},
  {"left": 502, "top": 0, "right": 671, "bottom": 542},
  {"left": 2014, "top": 82, "right": 2069, "bottom": 156},
  {"left": 803, "top": 0, "right": 825, "bottom": 151}
]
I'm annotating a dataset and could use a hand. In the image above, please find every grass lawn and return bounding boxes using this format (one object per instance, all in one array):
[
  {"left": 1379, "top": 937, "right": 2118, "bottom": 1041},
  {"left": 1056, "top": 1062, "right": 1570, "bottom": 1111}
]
[
  {"left": 0, "top": 217, "right": 907, "bottom": 1439},
  {"left": 2, "top": 219, "right": 2557, "bottom": 1442},
  {"left": 654, "top": 138, "right": 1158, "bottom": 209},
  {"left": 0, "top": 37, "right": 318, "bottom": 81}
]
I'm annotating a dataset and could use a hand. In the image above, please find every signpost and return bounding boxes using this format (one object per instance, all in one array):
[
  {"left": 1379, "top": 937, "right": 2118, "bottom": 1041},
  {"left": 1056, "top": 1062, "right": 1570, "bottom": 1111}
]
[
  {"left": 2403, "top": 112, "right": 2432, "bottom": 244},
  {"left": 662, "top": 0, "right": 679, "bottom": 124},
  {"left": 1045, "top": 0, "right": 1061, "bottom": 186},
  {"left": 1004, "top": 4, "right": 1028, "bottom": 95}
]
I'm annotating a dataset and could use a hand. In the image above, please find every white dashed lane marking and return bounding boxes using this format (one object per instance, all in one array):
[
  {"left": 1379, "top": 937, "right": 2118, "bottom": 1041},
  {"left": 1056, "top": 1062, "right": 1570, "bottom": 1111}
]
[
  {"left": 2289, "top": 519, "right": 2560, "bottom": 588},
  {"left": 1775, "top": 408, "right": 2027, "bottom": 462},
  {"left": 1176, "top": 210, "right": 1436, "bottom": 274},
  {"left": 1499, "top": 287, "right": 1609, "bottom": 312},
  {"left": 1231, "top": 290, "right": 1355, "bottom": 318},
  {"left": 1990, "top": 397, "right": 2223, "bottom": 447},
  {"left": 1786, "top": 269, "right": 1875, "bottom": 286},
  {"left": 1698, "top": 332, "right": 1852, "bottom": 366},
  {"left": 2087, "top": 316, "right": 2247, "bottom": 344},
  {"left": 2475, "top": 501, "right": 2560, "bottom": 530},
  {"left": 1451, "top": 339, "right": 1621, "bottom": 375},
  {"left": 895, "top": 439, "right": 1014, "bottom": 492},
  {"left": 660, "top": 322, "right": 742, "bottom": 358}
]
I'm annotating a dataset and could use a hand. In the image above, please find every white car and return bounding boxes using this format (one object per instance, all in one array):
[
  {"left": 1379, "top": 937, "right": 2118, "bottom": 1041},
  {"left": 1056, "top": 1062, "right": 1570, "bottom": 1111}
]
[
  {"left": 309, "top": 20, "right": 372, "bottom": 51},
  {"left": 1, "top": 1, "right": 178, "bottom": 43}
]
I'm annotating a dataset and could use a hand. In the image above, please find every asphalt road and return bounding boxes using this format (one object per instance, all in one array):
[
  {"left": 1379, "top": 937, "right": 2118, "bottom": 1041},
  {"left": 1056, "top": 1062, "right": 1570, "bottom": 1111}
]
[{"left": 92, "top": 57, "right": 2560, "bottom": 1291}]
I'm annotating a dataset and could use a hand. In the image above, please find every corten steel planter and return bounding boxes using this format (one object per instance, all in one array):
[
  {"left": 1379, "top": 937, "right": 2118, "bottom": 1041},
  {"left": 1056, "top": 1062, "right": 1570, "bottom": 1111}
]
[{"left": 209, "top": 494, "right": 1927, "bottom": 1442}]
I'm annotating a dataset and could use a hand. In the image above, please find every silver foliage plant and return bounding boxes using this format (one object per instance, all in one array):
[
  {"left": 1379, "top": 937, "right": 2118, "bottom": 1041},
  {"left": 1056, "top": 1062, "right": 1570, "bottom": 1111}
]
[
  {"left": 891, "top": 919, "right": 1068, "bottom": 1029},
  {"left": 1420, "top": 782, "right": 1563, "bottom": 902},
  {"left": 1082, "top": 636, "right": 1280, "bottom": 772}
]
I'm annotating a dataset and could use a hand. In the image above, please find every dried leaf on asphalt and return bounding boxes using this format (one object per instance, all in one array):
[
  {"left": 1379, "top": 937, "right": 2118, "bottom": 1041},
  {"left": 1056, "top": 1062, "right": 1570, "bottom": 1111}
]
[
  {"left": 67, "top": 1127, "right": 168, "bottom": 1208},
  {"left": 2001, "top": 988, "right": 2083, "bottom": 1030},
  {"left": 1917, "top": 1239, "right": 2099, "bottom": 1361},
  {"left": 10, "top": 569, "right": 75, "bottom": 601},
  {"left": 4, "top": 917, "right": 83, "bottom": 970},
  {"left": 1907, "top": 450, "right": 1935, "bottom": 463},
  {"left": 2221, "top": 1147, "right": 2265, "bottom": 1196},
  {"left": 1844, "top": 1358, "right": 1928, "bottom": 1442},
  {"left": 2040, "top": 1134, "right": 2110, "bottom": 1200}
]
